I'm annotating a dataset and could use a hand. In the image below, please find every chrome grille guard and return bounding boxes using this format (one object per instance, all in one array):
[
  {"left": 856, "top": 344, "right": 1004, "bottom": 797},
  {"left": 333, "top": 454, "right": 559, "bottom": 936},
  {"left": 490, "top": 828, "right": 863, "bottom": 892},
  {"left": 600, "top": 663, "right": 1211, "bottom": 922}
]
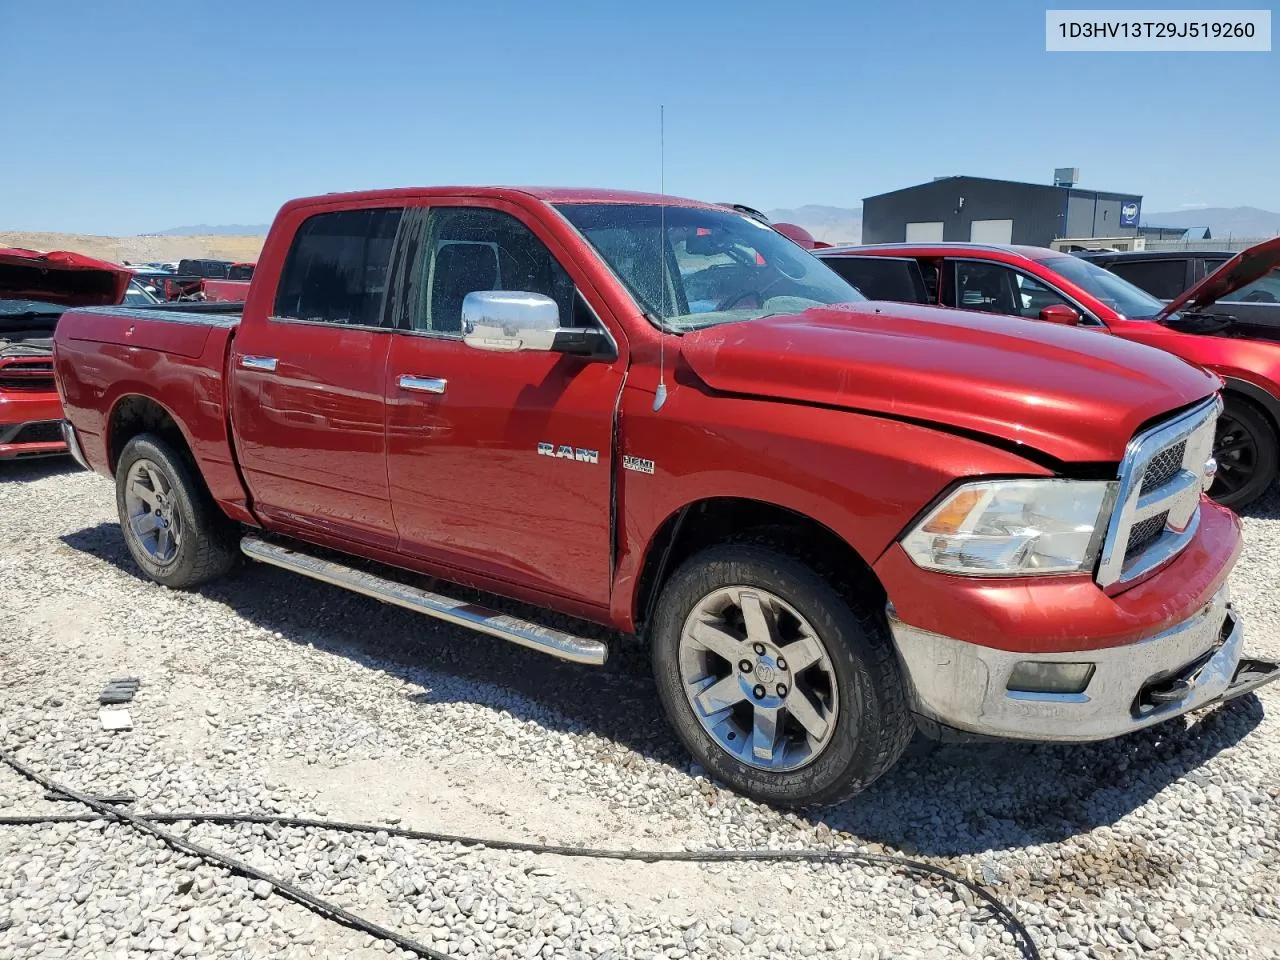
[{"left": 1097, "top": 395, "right": 1220, "bottom": 588}]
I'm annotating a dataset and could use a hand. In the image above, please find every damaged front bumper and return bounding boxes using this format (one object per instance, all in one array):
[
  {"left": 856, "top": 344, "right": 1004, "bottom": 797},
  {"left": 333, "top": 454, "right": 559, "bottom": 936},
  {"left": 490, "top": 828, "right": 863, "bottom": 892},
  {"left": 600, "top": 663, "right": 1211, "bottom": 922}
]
[{"left": 889, "top": 587, "right": 1278, "bottom": 742}]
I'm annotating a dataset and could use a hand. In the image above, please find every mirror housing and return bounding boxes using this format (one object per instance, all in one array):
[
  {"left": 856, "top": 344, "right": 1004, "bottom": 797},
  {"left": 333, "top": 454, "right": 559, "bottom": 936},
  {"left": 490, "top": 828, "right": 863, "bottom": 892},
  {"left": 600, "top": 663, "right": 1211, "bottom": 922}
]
[
  {"left": 1038, "top": 303, "right": 1081, "bottom": 326},
  {"left": 462, "top": 291, "right": 561, "bottom": 352}
]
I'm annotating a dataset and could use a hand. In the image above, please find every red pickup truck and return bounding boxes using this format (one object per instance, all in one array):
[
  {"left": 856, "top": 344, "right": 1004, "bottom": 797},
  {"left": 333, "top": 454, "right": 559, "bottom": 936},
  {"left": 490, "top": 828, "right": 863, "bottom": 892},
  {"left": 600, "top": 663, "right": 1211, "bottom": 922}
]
[
  {"left": 53, "top": 187, "right": 1277, "bottom": 805},
  {"left": 1, "top": 248, "right": 130, "bottom": 459}
]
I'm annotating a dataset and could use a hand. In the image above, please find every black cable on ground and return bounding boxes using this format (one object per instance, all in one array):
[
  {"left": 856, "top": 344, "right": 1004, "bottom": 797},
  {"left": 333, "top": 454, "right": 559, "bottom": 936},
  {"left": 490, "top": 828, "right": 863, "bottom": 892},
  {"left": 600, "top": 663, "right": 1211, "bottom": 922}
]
[
  {"left": 0, "top": 747, "right": 449, "bottom": 960},
  {"left": 0, "top": 747, "right": 1041, "bottom": 960}
]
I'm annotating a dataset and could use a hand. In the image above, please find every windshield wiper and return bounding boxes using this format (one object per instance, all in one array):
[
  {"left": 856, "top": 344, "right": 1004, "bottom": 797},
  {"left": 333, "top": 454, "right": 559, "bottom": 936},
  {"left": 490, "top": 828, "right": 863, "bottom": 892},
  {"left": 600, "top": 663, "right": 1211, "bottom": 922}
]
[{"left": 1162, "top": 310, "right": 1235, "bottom": 335}]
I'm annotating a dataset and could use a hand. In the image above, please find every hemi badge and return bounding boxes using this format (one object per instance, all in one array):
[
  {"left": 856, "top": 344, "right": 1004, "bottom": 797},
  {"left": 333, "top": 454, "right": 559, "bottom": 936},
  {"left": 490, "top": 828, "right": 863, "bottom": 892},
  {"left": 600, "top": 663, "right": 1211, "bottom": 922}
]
[{"left": 623, "top": 455, "right": 655, "bottom": 475}]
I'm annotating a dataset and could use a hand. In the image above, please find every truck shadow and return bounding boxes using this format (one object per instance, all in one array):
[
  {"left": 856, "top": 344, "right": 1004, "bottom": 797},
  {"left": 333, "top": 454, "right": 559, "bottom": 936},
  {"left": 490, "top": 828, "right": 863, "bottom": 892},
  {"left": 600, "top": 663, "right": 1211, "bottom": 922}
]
[
  {"left": 61, "top": 521, "right": 1267, "bottom": 857},
  {"left": 0, "top": 456, "right": 80, "bottom": 483},
  {"left": 1239, "top": 483, "right": 1280, "bottom": 520}
]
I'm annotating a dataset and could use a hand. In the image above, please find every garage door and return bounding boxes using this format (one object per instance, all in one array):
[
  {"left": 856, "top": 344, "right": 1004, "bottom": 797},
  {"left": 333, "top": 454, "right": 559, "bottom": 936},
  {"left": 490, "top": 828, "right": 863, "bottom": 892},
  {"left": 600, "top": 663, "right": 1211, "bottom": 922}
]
[
  {"left": 970, "top": 219, "right": 1014, "bottom": 244},
  {"left": 905, "top": 221, "right": 944, "bottom": 242}
]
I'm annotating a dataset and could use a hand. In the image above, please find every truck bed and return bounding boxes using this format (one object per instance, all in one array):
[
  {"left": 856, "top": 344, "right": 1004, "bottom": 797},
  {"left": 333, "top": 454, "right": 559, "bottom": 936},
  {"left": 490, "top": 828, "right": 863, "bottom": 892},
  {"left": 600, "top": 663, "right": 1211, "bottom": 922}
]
[{"left": 53, "top": 301, "right": 252, "bottom": 520}]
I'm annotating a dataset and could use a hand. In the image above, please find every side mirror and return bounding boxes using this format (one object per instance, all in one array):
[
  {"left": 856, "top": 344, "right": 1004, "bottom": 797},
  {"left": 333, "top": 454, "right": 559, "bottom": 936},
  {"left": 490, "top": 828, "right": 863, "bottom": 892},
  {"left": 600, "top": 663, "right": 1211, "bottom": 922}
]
[
  {"left": 462, "top": 291, "right": 561, "bottom": 352},
  {"left": 1038, "top": 303, "right": 1081, "bottom": 326}
]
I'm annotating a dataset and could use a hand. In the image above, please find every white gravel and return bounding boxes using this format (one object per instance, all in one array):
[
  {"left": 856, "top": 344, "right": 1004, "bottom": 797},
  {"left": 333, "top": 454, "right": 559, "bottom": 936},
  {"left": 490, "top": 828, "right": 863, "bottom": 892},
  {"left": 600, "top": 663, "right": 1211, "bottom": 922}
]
[{"left": 1, "top": 459, "right": 1278, "bottom": 960}]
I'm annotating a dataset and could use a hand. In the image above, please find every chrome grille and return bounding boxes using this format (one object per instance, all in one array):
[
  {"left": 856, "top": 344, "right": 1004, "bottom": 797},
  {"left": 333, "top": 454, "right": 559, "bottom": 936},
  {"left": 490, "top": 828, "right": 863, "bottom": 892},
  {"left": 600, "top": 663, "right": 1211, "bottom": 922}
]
[
  {"left": 1097, "top": 397, "right": 1220, "bottom": 587},
  {"left": 1126, "top": 511, "right": 1169, "bottom": 555},
  {"left": 1141, "top": 442, "right": 1186, "bottom": 494}
]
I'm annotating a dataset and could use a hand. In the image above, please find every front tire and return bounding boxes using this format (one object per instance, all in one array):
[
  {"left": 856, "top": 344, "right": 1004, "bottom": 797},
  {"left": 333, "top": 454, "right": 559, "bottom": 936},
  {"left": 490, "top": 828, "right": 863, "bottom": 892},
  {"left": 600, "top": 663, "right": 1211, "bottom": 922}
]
[
  {"left": 1211, "top": 397, "right": 1278, "bottom": 510},
  {"left": 115, "top": 433, "right": 237, "bottom": 589},
  {"left": 650, "top": 541, "right": 913, "bottom": 807}
]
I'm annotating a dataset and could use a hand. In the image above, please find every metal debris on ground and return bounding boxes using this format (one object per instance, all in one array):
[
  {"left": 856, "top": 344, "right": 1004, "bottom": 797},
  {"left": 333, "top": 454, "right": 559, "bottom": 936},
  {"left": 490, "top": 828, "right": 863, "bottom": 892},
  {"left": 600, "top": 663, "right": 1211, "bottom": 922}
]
[{"left": 98, "top": 677, "right": 141, "bottom": 704}]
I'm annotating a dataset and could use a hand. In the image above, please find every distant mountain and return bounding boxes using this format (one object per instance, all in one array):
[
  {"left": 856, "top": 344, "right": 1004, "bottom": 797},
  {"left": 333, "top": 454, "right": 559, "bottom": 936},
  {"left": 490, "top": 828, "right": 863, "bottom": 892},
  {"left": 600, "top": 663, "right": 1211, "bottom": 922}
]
[
  {"left": 1141, "top": 206, "right": 1280, "bottom": 239},
  {"left": 766, "top": 204, "right": 862, "bottom": 245},
  {"left": 145, "top": 224, "right": 270, "bottom": 237}
]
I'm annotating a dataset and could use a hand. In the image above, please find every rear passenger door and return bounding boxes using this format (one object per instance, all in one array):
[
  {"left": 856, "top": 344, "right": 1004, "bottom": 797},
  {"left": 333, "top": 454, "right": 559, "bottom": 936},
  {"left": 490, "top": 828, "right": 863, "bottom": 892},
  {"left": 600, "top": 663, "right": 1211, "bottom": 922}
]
[
  {"left": 383, "top": 201, "right": 627, "bottom": 609},
  {"left": 230, "top": 206, "right": 403, "bottom": 550}
]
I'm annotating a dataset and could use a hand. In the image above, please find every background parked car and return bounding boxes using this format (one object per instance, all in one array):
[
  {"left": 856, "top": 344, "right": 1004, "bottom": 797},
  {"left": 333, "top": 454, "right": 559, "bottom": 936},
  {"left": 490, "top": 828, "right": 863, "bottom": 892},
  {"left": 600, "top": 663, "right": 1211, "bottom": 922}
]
[
  {"left": 1, "top": 248, "right": 130, "bottom": 459},
  {"left": 1079, "top": 248, "right": 1280, "bottom": 330},
  {"left": 815, "top": 238, "right": 1280, "bottom": 508}
]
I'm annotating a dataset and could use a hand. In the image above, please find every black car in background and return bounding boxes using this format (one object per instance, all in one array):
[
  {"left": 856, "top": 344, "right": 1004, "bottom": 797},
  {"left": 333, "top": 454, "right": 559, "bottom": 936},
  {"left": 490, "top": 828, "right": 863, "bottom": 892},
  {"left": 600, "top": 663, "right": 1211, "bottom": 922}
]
[{"left": 1079, "top": 249, "right": 1280, "bottom": 329}]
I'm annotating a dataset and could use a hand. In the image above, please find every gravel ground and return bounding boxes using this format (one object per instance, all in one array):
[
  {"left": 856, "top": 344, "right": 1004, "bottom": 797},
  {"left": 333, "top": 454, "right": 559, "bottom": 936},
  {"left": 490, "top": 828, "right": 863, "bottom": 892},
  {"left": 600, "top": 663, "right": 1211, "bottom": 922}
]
[{"left": 1, "top": 459, "right": 1278, "bottom": 960}]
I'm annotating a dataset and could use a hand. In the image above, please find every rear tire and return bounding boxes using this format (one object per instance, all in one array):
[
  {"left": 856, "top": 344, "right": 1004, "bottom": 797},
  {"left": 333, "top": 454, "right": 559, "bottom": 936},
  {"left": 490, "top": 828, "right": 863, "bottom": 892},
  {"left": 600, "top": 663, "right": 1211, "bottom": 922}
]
[
  {"left": 1211, "top": 397, "right": 1278, "bottom": 510},
  {"left": 650, "top": 540, "right": 913, "bottom": 807},
  {"left": 115, "top": 433, "right": 237, "bottom": 588}
]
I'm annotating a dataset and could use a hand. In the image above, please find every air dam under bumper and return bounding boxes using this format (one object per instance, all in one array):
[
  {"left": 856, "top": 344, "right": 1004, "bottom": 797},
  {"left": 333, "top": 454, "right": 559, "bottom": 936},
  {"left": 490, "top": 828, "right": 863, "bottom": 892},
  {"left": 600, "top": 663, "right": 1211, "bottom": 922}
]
[{"left": 889, "top": 587, "right": 1277, "bottom": 741}]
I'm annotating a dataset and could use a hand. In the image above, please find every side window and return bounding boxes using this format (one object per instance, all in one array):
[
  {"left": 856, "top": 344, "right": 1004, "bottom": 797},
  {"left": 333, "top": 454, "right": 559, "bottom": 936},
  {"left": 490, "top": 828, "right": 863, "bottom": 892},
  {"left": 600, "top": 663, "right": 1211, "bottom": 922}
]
[
  {"left": 1010, "top": 271, "right": 1073, "bottom": 318},
  {"left": 1106, "top": 259, "right": 1187, "bottom": 300},
  {"left": 416, "top": 208, "right": 578, "bottom": 335},
  {"left": 823, "top": 257, "right": 929, "bottom": 304},
  {"left": 951, "top": 261, "right": 1020, "bottom": 314},
  {"left": 949, "top": 261, "right": 1072, "bottom": 318},
  {"left": 274, "top": 207, "right": 404, "bottom": 326},
  {"left": 1220, "top": 268, "right": 1280, "bottom": 304}
]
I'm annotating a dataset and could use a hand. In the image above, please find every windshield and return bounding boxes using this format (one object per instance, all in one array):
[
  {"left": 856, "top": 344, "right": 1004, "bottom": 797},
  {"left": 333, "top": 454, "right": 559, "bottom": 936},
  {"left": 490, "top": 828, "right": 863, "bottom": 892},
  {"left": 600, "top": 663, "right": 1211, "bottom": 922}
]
[
  {"left": 556, "top": 203, "right": 864, "bottom": 330},
  {"left": 1042, "top": 256, "right": 1166, "bottom": 319}
]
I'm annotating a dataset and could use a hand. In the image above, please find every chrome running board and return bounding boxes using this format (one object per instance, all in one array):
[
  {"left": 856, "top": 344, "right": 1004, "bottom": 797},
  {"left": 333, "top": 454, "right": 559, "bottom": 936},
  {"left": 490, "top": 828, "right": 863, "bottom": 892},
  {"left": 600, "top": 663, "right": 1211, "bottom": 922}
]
[{"left": 240, "top": 536, "right": 608, "bottom": 666}]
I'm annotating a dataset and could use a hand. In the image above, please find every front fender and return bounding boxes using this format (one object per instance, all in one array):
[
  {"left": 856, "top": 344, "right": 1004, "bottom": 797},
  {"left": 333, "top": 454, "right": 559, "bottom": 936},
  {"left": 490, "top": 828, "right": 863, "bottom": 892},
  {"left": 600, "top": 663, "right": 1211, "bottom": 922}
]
[{"left": 607, "top": 385, "right": 1056, "bottom": 631}]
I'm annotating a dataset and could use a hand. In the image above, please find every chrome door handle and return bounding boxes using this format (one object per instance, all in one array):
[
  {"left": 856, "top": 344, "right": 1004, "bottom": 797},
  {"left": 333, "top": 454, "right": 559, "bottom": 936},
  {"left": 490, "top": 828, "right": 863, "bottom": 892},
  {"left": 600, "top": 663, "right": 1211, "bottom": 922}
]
[
  {"left": 398, "top": 375, "right": 447, "bottom": 395},
  {"left": 239, "top": 356, "right": 278, "bottom": 372}
]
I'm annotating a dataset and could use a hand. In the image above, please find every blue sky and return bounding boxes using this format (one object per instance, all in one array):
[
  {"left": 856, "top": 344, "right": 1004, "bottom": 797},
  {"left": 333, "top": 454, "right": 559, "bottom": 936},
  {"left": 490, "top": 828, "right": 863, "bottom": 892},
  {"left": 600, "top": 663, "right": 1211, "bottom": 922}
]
[{"left": 2, "top": 1, "right": 1276, "bottom": 234}]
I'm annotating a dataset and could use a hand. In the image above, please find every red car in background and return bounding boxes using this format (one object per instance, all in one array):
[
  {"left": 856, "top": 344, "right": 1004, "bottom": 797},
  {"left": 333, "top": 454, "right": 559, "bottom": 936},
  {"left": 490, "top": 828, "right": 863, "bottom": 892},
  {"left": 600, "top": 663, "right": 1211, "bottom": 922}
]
[
  {"left": 1, "top": 248, "right": 131, "bottom": 460},
  {"left": 816, "top": 238, "right": 1280, "bottom": 509}
]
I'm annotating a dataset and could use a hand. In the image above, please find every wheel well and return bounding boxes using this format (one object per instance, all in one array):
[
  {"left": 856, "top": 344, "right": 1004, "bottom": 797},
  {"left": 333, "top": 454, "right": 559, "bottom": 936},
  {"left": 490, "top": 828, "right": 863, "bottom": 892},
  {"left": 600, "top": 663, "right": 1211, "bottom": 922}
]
[
  {"left": 633, "top": 498, "right": 883, "bottom": 634},
  {"left": 1223, "top": 385, "right": 1280, "bottom": 438},
  {"left": 107, "top": 396, "right": 190, "bottom": 475}
]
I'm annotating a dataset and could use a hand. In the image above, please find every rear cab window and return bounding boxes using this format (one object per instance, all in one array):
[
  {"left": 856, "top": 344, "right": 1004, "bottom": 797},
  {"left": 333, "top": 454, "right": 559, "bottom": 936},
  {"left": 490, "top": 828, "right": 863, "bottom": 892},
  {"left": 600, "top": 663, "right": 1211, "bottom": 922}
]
[{"left": 273, "top": 208, "right": 404, "bottom": 327}]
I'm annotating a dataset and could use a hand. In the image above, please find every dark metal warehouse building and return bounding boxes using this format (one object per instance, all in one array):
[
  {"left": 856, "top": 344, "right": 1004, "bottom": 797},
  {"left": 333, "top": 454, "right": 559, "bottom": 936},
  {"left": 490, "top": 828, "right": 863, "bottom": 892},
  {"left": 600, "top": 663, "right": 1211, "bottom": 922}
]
[{"left": 861, "top": 170, "right": 1143, "bottom": 246}]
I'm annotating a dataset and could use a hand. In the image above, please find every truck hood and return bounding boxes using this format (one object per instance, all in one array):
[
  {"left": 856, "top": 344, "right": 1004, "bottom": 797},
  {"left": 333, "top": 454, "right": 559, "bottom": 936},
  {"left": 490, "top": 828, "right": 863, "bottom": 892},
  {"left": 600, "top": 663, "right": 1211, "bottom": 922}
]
[
  {"left": 679, "top": 302, "right": 1219, "bottom": 463},
  {"left": 0, "top": 248, "right": 132, "bottom": 307},
  {"left": 1157, "top": 235, "right": 1280, "bottom": 321}
]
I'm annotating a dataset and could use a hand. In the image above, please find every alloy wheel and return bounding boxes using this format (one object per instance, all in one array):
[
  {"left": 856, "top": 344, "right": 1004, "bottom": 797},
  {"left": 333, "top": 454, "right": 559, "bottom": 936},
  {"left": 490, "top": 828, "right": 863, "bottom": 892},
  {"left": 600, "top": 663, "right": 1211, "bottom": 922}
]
[
  {"left": 678, "top": 586, "right": 839, "bottom": 772},
  {"left": 123, "top": 458, "right": 183, "bottom": 565}
]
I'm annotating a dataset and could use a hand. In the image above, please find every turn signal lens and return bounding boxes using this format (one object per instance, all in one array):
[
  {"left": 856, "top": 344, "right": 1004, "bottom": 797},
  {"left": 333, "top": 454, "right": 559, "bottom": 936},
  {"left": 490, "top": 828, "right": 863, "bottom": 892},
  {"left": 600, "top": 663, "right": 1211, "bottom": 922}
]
[
  {"left": 902, "top": 479, "right": 1115, "bottom": 576},
  {"left": 922, "top": 488, "right": 985, "bottom": 534}
]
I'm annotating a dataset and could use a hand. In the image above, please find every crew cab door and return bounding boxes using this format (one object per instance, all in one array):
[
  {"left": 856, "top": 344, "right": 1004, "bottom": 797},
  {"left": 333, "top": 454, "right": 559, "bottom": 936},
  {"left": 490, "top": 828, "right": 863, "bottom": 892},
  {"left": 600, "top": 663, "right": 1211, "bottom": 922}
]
[
  {"left": 384, "top": 201, "right": 627, "bottom": 609},
  {"left": 229, "top": 206, "right": 404, "bottom": 549}
]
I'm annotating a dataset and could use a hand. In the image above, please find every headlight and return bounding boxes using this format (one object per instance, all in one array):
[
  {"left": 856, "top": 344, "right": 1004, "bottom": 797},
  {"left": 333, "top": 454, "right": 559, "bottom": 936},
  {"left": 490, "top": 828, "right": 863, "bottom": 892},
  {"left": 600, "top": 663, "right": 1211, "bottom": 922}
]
[{"left": 902, "top": 479, "right": 1115, "bottom": 576}]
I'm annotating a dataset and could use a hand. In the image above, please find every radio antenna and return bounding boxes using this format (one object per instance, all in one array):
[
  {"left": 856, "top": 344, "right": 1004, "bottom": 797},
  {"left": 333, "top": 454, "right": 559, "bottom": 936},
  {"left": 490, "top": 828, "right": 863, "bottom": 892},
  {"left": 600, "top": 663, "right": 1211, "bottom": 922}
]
[{"left": 654, "top": 104, "right": 669, "bottom": 412}]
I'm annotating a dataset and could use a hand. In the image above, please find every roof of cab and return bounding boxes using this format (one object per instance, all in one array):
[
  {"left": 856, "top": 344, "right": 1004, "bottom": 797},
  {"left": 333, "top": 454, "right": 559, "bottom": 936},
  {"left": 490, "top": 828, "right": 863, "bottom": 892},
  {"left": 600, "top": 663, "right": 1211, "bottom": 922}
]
[{"left": 282, "top": 186, "right": 720, "bottom": 211}]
